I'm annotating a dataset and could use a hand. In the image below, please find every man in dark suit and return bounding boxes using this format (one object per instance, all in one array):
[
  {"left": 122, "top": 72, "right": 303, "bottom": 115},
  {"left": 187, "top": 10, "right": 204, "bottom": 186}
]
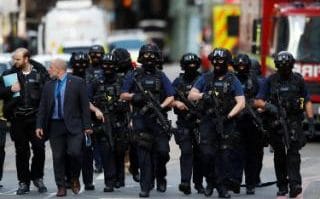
[{"left": 35, "top": 59, "right": 92, "bottom": 197}]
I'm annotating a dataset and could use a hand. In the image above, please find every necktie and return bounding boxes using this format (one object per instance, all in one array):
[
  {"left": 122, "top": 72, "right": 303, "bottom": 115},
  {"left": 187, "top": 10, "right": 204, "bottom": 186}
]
[{"left": 57, "top": 80, "right": 63, "bottom": 119}]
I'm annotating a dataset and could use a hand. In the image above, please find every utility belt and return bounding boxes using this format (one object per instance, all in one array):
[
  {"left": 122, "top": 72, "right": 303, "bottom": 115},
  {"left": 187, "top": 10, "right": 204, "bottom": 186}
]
[
  {"left": 133, "top": 132, "right": 154, "bottom": 150},
  {"left": 14, "top": 107, "right": 37, "bottom": 118}
]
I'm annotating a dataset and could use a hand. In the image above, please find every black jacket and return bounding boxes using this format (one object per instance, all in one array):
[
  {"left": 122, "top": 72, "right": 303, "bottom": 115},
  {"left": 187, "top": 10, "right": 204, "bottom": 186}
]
[{"left": 0, "top": 59, "right": 49, "bottom": 120}]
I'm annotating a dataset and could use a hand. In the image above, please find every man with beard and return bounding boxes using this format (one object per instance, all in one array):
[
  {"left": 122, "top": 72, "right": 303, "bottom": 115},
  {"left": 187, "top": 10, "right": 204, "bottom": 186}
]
[{"left": 0, "top": 48, "right": 49, "bottom": 195}]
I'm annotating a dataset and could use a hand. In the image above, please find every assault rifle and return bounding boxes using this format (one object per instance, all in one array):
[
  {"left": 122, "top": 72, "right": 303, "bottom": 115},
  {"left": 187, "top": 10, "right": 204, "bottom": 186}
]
[
  {"left": 93, "top": 93, "right": 115, "bottom": 150},
  {"left": 174, "top": 88, "right": 202, "bottom": 122},
  {"left": 275, "top": 90, "right": 290, "bottom": 150},
  {"left": 245, "top": 100, "right": 266, "bottom": 134},
  {"left": 133, "top": 78, "right": 172, "bottom": 137},
  {"left": 205, "top": 90, "right": 224, "bottom": 136}
]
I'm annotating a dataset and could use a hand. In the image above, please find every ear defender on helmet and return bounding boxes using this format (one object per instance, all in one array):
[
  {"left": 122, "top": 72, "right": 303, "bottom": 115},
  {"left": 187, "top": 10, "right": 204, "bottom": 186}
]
[
  {"left": 180, "top": 53, "right": 201, "bottom": 70},
  {"left": 274, "top": 51, "right": 295, "bottom": 69}
]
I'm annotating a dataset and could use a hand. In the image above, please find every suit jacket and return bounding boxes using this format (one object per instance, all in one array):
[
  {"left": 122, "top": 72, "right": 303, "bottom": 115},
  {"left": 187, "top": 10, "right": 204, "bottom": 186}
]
[{"left": 36, "top": 74, "right": 91, "bottom": 136}]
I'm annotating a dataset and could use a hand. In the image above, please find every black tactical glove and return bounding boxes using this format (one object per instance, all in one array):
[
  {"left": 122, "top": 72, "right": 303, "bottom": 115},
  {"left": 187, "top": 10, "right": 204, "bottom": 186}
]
[
  {"left": 202, "top": 93, "right": 212, "bottom": 104},
  {"left": 265, "top": 102, "right": 278, "bottom": 114},
  {"left": 132, "top": 93, "right": 145, "bottom": 106},
  {"left": 307, "top": 117, "right": 315, "bottom": 139},
  {"left": 115, "top": 101, "right": 129, "bottom": 112}
]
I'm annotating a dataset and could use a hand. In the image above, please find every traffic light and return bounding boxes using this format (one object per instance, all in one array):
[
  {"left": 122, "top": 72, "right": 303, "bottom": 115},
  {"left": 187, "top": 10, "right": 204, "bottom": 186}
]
[{"left": 122, "top": 0, "right": 132, "bottom": 8}]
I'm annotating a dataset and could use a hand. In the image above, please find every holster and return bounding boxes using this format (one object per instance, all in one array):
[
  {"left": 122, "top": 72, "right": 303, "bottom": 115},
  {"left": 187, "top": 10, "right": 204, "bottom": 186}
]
[
  {"left": 136, "top": 132, "right": 154, "bottom": 151},
  {"left": 14, "top": 107, "right": 37, "bottom": 118}
]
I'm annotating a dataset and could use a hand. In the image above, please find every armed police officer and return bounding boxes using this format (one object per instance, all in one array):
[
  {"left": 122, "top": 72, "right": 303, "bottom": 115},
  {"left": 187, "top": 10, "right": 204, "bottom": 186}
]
[
  {"left": 69, "top": 52, "right": 105, "bottom": 191},
  {"left": 112, "top": 48, "right": 140, "bottom": 183},
  {"left": 171, "top": 53, "right": 204, "bottom": 195},
  {"left": 188, "top": 48, "right": 245, "bottom": 198},
  {"left": 232, "top": 54, "right": 264, "bottom": 195},
  {"left": 0, "top": 48, "right": 49, "bottom": 195},
  {"left": 255, "top": 51, "right": 314, "bottom": 198},
  {"left": 120, "top": 43, "right": 174, "bottom": 198},
  {"left": 87, "top": 45, "right": 105, "bottom": 173},
  {"left": 91, "top": 53, "right": 130, "bottom": 192}
]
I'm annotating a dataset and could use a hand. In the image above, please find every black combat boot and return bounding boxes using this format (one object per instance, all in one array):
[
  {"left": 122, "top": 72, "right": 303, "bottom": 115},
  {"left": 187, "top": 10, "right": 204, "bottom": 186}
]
[
  {"left": 217, "top": 186, "right": 231, "bottom": 198},
  {"left": 156, "top": 179, "right": 167, "bottom": 192},
  {"left": 139, "top": 190, "right": 150, "bottom": 198},
  {"left": 16, "top": 182, "right": 30, "bottom": 195},
  {"left": 277, "top": 186, "right": 288, "bottom": 196},
  {"left": 204, "top": 183, "right": 214, "bottom": 197},
  {"left": 194, "top": 183, "right": 205, "bottom": 194},
  {"left": 289, "top": 185, "right": 302, "bottom": 198},
  {"left": 179, "top": 182, "right": 191, "bottom": 195}
]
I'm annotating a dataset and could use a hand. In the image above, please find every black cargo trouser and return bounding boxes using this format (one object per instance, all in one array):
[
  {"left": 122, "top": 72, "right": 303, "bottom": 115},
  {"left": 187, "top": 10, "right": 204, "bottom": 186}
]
[
  {"left": 133, "top": 113, "right": 170, "bottom": 192},
  {"left": 11, "top": 117, "right": 45, "bottom": 184}
]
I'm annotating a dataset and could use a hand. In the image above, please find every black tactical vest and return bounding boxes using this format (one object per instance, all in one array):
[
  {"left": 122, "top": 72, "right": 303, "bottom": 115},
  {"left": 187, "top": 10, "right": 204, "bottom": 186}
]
[
  {"left": 94, "top": 74, "right": 122, "bottom": 113},
  {"left": 134, "top": 69, "right": 163, "bottom": 102},
  {"left": 269, "top": 73, "right": 305, "bottom": 116},
  {"left": 204, "top": 72, "right": 237, "bottom": 116},
  {"left": 174, "top": 73, "right": 200, "bottom": 121},
  {"left": 19, "top": 67, "right": 43, "bottom": 108},
  {"left": 237, "top": 74, "right": 259, "bottom": 99}
]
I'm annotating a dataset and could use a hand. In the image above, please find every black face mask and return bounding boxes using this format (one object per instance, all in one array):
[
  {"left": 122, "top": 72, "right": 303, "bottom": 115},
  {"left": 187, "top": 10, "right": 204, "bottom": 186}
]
[
  {"left": 278, "top": 67, "right": 292, "bottom": 78},
  {"left": 142, "top": 63, "right": 156, "bottom": 73},
  {"left": 73, "top": 68, "right": 86, "bottom": 78},
  {"left": 184, "top": 66, "right": 198, "bottom": 79},
  {"left": 213, "top": 63, "right": 228, "bottom": 76}
]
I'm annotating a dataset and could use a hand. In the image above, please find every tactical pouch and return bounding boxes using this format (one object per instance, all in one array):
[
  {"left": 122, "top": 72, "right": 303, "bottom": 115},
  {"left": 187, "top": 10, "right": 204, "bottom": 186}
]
[
  {"left": 136, "top": 132, "right": 154, "bottom": 150},
  {"left": 14, "top": 107, "right": 37, "bottom": 118}
]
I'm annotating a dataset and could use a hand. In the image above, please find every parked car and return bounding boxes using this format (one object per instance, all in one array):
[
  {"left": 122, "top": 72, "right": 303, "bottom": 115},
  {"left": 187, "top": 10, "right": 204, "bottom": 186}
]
[
  {"left": 107, "top": 29, "right": 148, "bottom": 62},
  {"left": 0, "top": 53, "right": 12, "bottom": 75}
]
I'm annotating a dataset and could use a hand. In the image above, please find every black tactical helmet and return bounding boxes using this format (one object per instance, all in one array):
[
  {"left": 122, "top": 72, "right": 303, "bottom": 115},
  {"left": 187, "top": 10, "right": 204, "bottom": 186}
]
[
  {"left": 208, "top": 48, "right": 232, "bottom": 64},
  {"left": 137, "top": 43, "right": 162, "bottom": 65},
  {"left": 112, "top": 48, "right": 132, "bottom": 73},
  {"left": 233, "top": 53, "right": 251, "bottom": 73},
  {"left": 101, "top": 53, "right": 117, "bottom": 73},
  {"left": 70, "top": 52, "right": 90, "bottom": 68},
  {"left": 89, "top": 45, "right": 105, "bottom": 55},
  {"left": 250, "top": 58, "right": 262, "bottom": 76},
  {"left": 274, "top": 51, "right": 295, "bottom": 69},
  {"left": 208, "top": 48, "right": 232, "bottom": 75},
  {"left": 180, "top": 53, "right": 201, "bottom": 70}
]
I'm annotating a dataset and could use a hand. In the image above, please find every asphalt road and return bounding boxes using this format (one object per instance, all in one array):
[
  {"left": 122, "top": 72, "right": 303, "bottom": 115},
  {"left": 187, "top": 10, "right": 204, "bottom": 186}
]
[{"left": 0, "top": 64, "right": 320, "bottom": 199}]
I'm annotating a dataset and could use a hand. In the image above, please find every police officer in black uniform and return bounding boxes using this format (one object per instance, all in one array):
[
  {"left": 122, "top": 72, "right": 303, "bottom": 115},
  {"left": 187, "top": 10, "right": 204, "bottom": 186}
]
[
  {"left": 0, "top": 48, "right": 49, "bottom": 195},
  {"left": 91, "top": 53, "right": 130, "bottom": 192},
  {"left": 69, "top": 52, "right": 97, "bottom": 190},
  {"left": 112, "top": 48, "right": 140, "bottom": 183},
  {"left": 255, "top": 51, "right": 314, "bottom": 198},
  {"left": 87, "top": 45, "right": 105, "bottom": 173},
  {"left": 249, "top": 58, "right": 267, "bottom": 187},
  {"left": 172, "top": 53, "right": 204, "bottom": 195},
  {"left": 120, "top": 44, "right": 174, "bottom": 198},
  {"left": 188, "top": 48, "right": 245, "bottom": 198},
  {"left": 233, "top": 54, "right": 263, "bottom": 194}
]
